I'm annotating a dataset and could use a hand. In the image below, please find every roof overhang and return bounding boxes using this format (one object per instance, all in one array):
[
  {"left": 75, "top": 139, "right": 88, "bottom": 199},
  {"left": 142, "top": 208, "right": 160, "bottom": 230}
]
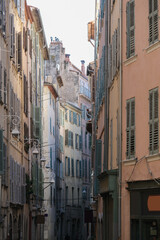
[{"left": 30, "top": 7, "right": 49, "bottom": 60}]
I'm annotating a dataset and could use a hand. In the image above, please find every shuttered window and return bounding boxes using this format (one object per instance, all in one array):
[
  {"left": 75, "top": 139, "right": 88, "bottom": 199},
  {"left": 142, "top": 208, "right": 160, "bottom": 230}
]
[
  {"left": 149, "top": 0, "right": 158, "bottom": 44},
  {"left": 126, "top": 98, "right": 135, "bottom": 159},
  {"left": 35, "top": 107, "right": 40, "bottom": 138},
  {"left": 65, "top": 129, "right": 68, "bottom": 145},
  {"left": 68, "top": 157, "right": 70, "bottom": 176},
  {"left": 79, "top": 161, "right": 82, "bottom": 178},
  {"left": 94, "top": 139, "right": 102, "bottom": 195},
  {"left": 149, "top": 88, "right": 159, "bottom": 154},
  {"left": 71, "top": 158, "right": 74, "bottom": 177},
  {"left": 126, "top": 0, "right": 135, "bottom": 58},
  {"left": 4, "top": 69, "right": 7, "bottom": 105}
]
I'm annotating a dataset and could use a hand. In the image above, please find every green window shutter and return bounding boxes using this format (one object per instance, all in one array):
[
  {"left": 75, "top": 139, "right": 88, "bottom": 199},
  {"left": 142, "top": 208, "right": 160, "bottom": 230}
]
[
  {"left": 94, "top": 139, "right": 102, "bottom": 195},
  {"left": 79, "top": 161, "right": 82, "bottom": 178},
  {"left": 71, "top": 158, "right": 74, "bottom": 177},
  {"left": 82, "top": 159, "right": 84, "bottom": 177},
  {"left": 65, "top": 157, "right": 67, "bottom": 176},
  {"left": 149, "top": 0, "right": 158, "bottom": 44},
  {"left": 85, "top": 159, "right": 87, "bottom": 179},
  {"left": 79, "top": 114, "right": 81, "bottom": 126},
  {"left": 68, "top": 157, "right": 70, "bottom": 176},
  {"left": 76, "top": 160, "right": 78, "bottom": 177},
  {"left": 71, "top": 132, "right": 73, "bottom": 147},
  {"left": 149, "top": 88, "right": 159, "bottom": 154},
  {"left": 65, "top": 129, "right": 68, "bottom": 146},
  {"left": 35, "top": 106, "right": 40, "bottom": 138},
  {"left": 126, "top": 98, "right": 135, "bottom": 159},
  {"left": 79, "top": 135, "right": 82, "bottom": 150},
  {"left": 0, "top": 129, "right": 4, "bottom": 174}
]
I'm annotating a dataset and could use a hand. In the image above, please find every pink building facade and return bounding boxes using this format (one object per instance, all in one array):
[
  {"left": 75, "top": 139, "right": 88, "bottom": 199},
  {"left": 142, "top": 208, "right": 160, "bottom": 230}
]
[{"left": 122, "top": 0, "right": 160, "bottom": 239}]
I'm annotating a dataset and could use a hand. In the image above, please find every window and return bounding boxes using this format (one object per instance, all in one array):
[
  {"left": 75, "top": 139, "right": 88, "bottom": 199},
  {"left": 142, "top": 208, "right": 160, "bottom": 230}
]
[
  {"left": 71, "top": 159, "right": 74, "bottom": 177},
  {"left": 126, "top": 98, "right": 135, "bottom": 159},
  {"left": 79, "top": 161, "right": 82, "bottom": 178},
  {"left": 0, "top": 62, "right": 2, "bottom": 103},
  {"left": 65, "top": 157, "right": 70, "bottom": 176},
  {"left": 149, "top": 88, "right": 159, "bottom": 154},
  {"left": 75, "top": 134, "right": 79, "bottom": 149},
  {"left": 149, "top": 0, "right": 158, "bottom": 44},
  {"left": 126, "top": 0, "right": 135, "bottom": 58},
  {"left": 73, "top": 112, "right": 77, "bottom": 125}
]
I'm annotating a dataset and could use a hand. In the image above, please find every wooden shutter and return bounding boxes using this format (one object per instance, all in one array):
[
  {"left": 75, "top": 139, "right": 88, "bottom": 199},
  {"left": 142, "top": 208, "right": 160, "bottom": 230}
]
[
  {"left": 149, "top": 0, "right": 158, "bottom": 44},
  {"left": 79, "top": 161, "right": 82, "bottom": 178},
  {"left": 68, "top": 157, "right": 70, "bottom": 176},
  {"left": 4, "top": 69, "right": 7, "bottom": 105},
  {"left": 82, "top": 159, "right": 84, "bottom": 177},
  {"left": 149, "top": 88, "right": 159, "bottom": 154},
  {"left": 65, "top": 157, "right": 67, "bottom": 176},
  {"left": 71, "top": 159, "right": 74, "bottom": 177},
  {"left": 35, "top": 107, "right": 40, "bottom": 138},
  {"left": 76, "top": 160, "right": 78, "bottom": 177},
  {"left": 94, "top": 139, "right": 102, "bottom": 195},
  {"left": 0, "top": 130, "right": 3, "bottom": 174},
  {"left": 126, "top": 1, "right": 135, "bottom": 58},
  {"left": 18, "top": 32, "right": 22, "bottom": 72},
  {"left": 126, "top": 98, "right": 135, "bottom": 158},
  {"left": 65, "top": 130, "right": 68, "bottom": 145}
]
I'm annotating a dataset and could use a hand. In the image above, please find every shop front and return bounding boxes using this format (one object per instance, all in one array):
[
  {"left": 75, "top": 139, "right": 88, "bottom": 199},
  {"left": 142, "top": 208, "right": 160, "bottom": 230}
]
[{"left": 128, "top": 180, "right": 160, "bottom": 240}]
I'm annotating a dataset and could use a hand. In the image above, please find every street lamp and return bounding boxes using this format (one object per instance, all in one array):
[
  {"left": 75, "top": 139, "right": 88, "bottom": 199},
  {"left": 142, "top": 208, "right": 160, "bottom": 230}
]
[{"left": 2, "top": 115, "right": 20, "bottom": 138}]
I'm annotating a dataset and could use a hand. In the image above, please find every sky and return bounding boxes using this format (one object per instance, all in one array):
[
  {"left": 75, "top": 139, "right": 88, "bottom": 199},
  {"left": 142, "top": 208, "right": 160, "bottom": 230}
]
[{"left": 27, "top": 0, "right": 95, "bottom": 70}]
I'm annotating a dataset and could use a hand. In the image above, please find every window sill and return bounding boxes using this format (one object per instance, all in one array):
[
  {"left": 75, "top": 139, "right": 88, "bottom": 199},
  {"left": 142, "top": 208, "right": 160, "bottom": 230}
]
[
  {"left": 124, "top": 54, "right": 138, "bottom": 66},
  {"left": 145, "top": 40, "right": 160, "bottom": 54},
  {"left": 123, "top": 158, "right": 137, "bottom": 166},
  {"left": 146, "top": 153, "right": 160, "bottom": 162}
]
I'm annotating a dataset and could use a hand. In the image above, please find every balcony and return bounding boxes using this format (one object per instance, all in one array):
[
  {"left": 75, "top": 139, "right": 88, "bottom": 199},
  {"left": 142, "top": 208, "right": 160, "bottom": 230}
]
[{"left": 79, "top": 85, "right": 91, "bottom": 99}]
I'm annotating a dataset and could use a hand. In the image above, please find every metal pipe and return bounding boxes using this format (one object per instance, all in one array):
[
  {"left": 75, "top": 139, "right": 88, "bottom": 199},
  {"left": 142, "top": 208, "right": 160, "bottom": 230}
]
[{"left": 118, "top": 0, "right": 123, "bottom": 238}]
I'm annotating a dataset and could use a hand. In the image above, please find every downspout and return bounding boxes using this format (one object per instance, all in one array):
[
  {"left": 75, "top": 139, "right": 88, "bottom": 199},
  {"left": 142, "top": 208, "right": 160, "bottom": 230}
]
[{"left": 118, "top": 0, "right": 122, "bottom": 239}]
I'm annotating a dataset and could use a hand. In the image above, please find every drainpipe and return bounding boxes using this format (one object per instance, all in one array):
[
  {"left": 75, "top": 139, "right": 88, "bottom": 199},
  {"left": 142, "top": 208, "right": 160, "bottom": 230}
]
[{"left": 118, "top": 0, "right": 122, "bottom": 239}]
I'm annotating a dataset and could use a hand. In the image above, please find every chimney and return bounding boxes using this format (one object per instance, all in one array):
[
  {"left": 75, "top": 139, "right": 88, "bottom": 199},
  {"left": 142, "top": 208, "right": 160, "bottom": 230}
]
[
  {"left": 81, "top": 60, "right": 85, "bottom": 75},
  {"left": 65, "top": 54, "right": 70, "bottom": 62}
]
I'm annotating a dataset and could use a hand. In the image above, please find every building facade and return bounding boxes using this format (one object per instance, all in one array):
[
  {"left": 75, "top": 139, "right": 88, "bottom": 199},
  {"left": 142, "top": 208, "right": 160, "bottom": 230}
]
[{"left": 121, "top": 0, "right": 160, "bottom": 239}]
